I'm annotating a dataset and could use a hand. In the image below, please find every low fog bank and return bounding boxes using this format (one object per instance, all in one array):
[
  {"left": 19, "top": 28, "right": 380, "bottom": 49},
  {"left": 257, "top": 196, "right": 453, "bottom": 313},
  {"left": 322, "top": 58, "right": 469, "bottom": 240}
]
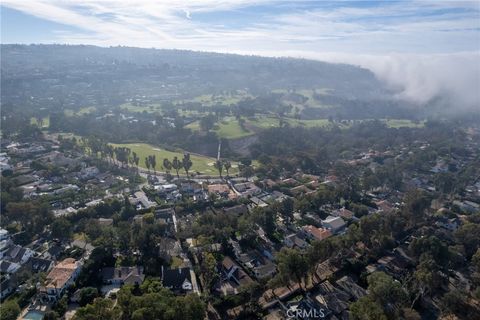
[{"left": 311, "top": 51, "right": 480, "bottom": 113}]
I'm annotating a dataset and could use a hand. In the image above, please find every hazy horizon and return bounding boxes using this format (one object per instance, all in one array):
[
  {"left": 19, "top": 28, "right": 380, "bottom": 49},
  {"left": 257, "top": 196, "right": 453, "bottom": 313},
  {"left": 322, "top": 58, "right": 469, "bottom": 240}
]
[{"left": 2, "top": 1, "right": 479, "bottom": 109}]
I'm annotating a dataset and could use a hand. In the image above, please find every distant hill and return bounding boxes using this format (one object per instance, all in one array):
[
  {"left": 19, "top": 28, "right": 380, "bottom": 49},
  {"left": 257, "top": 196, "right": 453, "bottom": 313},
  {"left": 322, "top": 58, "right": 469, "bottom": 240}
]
[{"left": 1, "top": 45, "right": 388, "bottom": 97}]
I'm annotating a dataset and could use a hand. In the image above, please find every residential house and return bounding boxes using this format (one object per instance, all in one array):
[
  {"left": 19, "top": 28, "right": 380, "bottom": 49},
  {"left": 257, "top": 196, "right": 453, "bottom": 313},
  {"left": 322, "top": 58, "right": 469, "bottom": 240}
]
[
  {"left": 249, "top": 196, "right": 268, "bottom": 208},
  {"left": 331, "top": 208, "right": 354, "bottom": 220},
  {"left": 321, "top": 216, "right": 346, "bottom": 234},
  {"left": 0, "top": 228, "right": 9, "bottom": 241},
  {"left": 238, "top": 250, "right": 276, "bottom": 279},
  {"left": 222, "top": 204, "right": 249, "bottom": 216},
  {"left": 0, "top": 260, "right": 20, "bottom": 274},
  {"left": 302, "top": 225, "right": 332, "bottom": 241},
  {"left": 375, "top": 200, "right": 395, "bottom": 214},
  {"left": 233, "top": 182, "right": 261, "bottom": 197},
  {"left": 290, "top": 185, "right": 310, "bottom": 196},
  {"left": 435, "top": 216, "right": 460, "bottom": 231},
  {"left": 79, "top": 166, "right": 99, "bottom": 180},
  {"left": 101, "top": 266, "right": 145, "bottom": 286},
  {"left": 219, "top": 256, "right": 254, "bottom": 295},
  {"left": 453, "top": 200, "right": 480, "bottom": 213},
  {"left": 180, "top": 182, "right": 203, "bottom": 196},
  {"left": 155, "top": 208, "right": 175, "bottom": 224},
  {"left": 284, "top": 233, "right": 309, "bottom": 250},
  {"left": 40, "top": 258, "right": 82, "bottom": 303},
  {"left": 207, "top": 184, "right": 231, "bottom": 198},
  {"left": 98, "top": 218, "right": 114, "bottom": 226},
  {"left": 26, "top": 257, "right": 54, "bottom": 273},
  {"left": 130, "top": 191, "right": 156, "bottom": 209},
  {"left": 335, "top": 276, "right": 367, "bottom": 301},
  {"left": 161, "top": 267, "right": 194, "bottom": 294},
  {"left": 313, "top": 281, "right": 350, "bottom": 316},
  {"left": 3, "top": 245, "right": 34, "bottom": 265},
  {"left": 0, "top": 275, "right": 16, "bottom": 299}
]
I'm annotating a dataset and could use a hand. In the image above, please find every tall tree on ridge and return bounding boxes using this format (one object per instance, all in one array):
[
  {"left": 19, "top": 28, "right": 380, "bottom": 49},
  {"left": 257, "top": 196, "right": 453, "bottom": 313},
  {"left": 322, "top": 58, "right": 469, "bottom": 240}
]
[
  {"left": 172, "top": 156, "right": 182, "bottom": 179},
  {"left": 182, "top": 153, "right": 193, "bottom": 181},
  {"left": 145, "top": 157, "right": 151, "bottom": 174},
  {"left": 224, "top": 160, "right": 232, "bottom": 177},
  {"left": 214, "top": 160, "right": 224, "bottom": 179}
]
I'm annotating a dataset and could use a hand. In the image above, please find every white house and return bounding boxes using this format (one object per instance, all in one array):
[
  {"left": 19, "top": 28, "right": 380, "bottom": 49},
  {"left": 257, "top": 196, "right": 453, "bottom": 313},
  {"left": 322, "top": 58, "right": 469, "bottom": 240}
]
[
  {"left": 40, "top": 258, "right": 82, "bottom": 303},
  {"left": 321, "top": 216, "right": 346, "bottom": 234}
]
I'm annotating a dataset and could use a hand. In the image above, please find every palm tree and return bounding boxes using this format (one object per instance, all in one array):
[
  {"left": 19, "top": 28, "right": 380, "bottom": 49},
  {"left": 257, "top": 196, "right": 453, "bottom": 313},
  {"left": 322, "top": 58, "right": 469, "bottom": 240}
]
[
  {"left": 224, "top": 160, "right": 231, "bottom": 177},
  {"left": 163, "top": 158, "right": 172, "bottom": 174},
  {"left": 172, "top": 156, "right": 182, "bottom": 179},
  {"left": 214, "top": 160, "right": 224, "bottom": 179},
  {"left": 182, "top": 153, "right": 193, "bottom": 180},
  {"left": 150, "top": 155, "right": 157, "bottom": 175},
  {"left": 131, "top": 152, "right": 140, "bottom": 172},
  {"left": 145, "top": 157, "right": 151, "bottom": 174}
]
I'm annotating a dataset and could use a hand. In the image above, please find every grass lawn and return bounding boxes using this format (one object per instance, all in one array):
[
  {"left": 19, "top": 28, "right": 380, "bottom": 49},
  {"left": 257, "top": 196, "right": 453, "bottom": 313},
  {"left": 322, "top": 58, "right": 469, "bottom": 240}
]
[
  {"left": 30, "top": 116, "right": 50, "bottom": 128},
  {"left": 110, "top": 142, "right": 237, "bottom": 175},
  {"left": 272, "top": 88, "right": 334, "bottom": 113},
  {"left": 214, "top": 117, "right": 255, "bottom": 139},
  {"left": 187, "top": 117, "right": 257, "bottom": 138},
  {"left": 183, "top": 91, "right": 252, "bottom": 106},
  {"left": 247, "top": 116, "right": 281, "bottom": 129},
  {"left": 185, "top": 120, "right": 201, "bottom": 131},
  {"left": 384, "top": 119, "right": 425, "bottom": 128},
  {"left": 64, "top": 106, "right": 97, "bottom": 117},
  {"left": 248, "top": 116, "right": 336, "bottom": 130},
  {"left": 119, "top": 103, "right": 162, "bottom": 113},
  {"left": 288, "top": 118, "right": 333, "bottom": 128}
]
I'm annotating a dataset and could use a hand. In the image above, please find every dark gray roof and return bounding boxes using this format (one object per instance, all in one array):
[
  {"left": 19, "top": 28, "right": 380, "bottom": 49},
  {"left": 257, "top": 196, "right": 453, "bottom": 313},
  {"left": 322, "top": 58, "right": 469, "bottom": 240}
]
[
  {"left": 101, "top": 266, "right": 144, "bottom": 284},
  {"left": 28, "top": 257, "right": 54, "bottom": 273},
  {"left": 162, "top": 267, "right": 191, "bottom": 290}
]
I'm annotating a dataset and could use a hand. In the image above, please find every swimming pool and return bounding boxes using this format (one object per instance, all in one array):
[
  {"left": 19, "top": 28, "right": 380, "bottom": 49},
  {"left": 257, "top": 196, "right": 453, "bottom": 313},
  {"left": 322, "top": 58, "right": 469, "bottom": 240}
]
[{"left": 22, "top": 310, "right": 44, "bottom": 320}]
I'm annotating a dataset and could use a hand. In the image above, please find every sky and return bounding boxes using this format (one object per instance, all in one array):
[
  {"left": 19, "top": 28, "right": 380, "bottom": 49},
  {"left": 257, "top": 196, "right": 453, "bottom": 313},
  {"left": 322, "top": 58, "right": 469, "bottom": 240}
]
[{"left": 1, "top": 0, "right": 480, "bottom": 107}]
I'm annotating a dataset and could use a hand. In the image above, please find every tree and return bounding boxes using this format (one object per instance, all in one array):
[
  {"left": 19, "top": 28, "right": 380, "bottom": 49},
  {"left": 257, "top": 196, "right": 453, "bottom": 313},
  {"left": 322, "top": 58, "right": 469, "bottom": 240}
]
[
  {"left": 149, "top": 155, "right": 157, "bottom": 175},
  {"left": 79, "top": 287, "right": 99, "bottom": 306},
  {"left": 410, "top": 255, "right": 443, "bottom": 307},
  {"left": 74, "top": 298, "right": 119, "bottom": 320},
  {"left": 199, "top": 114, "right": 215, "bottom": 131},
  {"left": 163, "top": 158, "right": 172, "bottom": 174},
  {"left": 214, "top": 160, "right": 223, "bottom": 178},
  {"left": 472, "top": 248, "right": 480, "bottom": 270},
  {"left": 278, "top": 197, "right": 294, "bottom": 220},
  {"left": 440, "top": 290, "right": 467, "bottom": 317},
  {"left": 274, "top": 248, "right": 309, "bottom": 290},
  {"left": 172, "top": 156, "right": 182, "bottom": 179},
  {"left": 402, "top": 189, "right": 430, "bottom": 226},
  {"left": 0, "top": 300, "right": 21, "bottom": 320},
  {"left": 51, "top": 217, "right": 73, "bottom": 240},
  {"left": 179, "top": 294, "right": 206, "bottom": 320},
  {"left": 366, "top": 272, "right": 407, "bottom": 312},
  {"left": 43, "top": 311, "right": 59, "bottom": 320},
  {"left": 200, "top": 253, "right": 218, "bottom": 294},
  {"left": 131, "top": 152, "right": 140, "bottom": 173},
  {"left": 223, "top": 160, "right": 232, "bottom": 177},
  {"left": 182, "top": 153, "right": 193, "bottom": 180},
  {"left": 455, "top": 222, "right": 480, "bottom": 257},
  {"left": 144, "top": 157, "right": 151, "bottom": 174},
  {"left": 409, "top": 236, "right": 450, "bottom": 266},
  {"left": 350, "top": 296, "right": 388, "bottom": 320}
]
